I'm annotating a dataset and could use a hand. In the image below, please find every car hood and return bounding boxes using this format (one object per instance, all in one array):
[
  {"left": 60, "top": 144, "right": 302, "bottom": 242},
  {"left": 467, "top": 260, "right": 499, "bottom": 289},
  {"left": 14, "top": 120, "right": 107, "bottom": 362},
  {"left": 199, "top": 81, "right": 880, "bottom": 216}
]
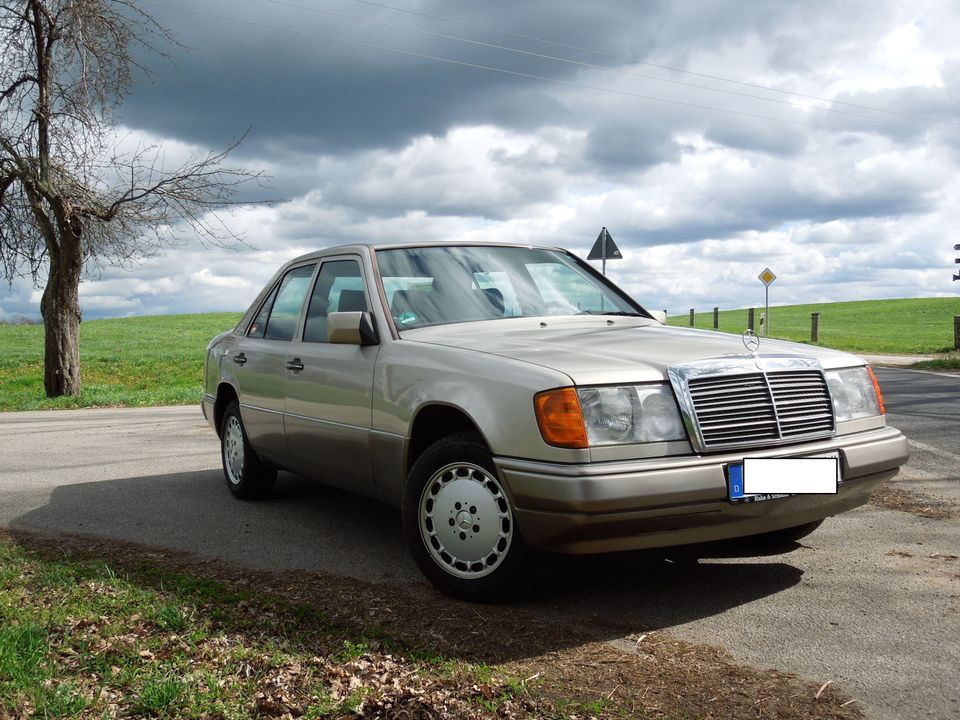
[{"left": 402, "top": 317, "right": 864, "bottom": 385}]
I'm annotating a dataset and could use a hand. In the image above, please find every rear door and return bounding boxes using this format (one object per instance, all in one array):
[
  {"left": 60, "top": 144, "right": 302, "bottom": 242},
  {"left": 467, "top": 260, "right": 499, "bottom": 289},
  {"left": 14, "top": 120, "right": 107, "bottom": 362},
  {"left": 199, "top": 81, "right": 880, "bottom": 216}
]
[
  {"left": 283, "top": 256, "right": 379, "bottom": 485},
  {"left": 232, "top": 262, "right": 316, "bottom": 462}
]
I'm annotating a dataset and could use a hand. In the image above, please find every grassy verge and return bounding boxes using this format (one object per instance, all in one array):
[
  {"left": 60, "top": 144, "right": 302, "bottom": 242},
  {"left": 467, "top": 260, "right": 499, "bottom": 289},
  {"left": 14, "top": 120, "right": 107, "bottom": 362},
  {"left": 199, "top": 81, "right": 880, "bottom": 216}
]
[
  {"left": 668, "top": 297, "right": 960, "bottom": 354},
  {"left": 0, "top": 536, "right": 539, "bottom": 719},
  {"left": 0, "top": 313, "right": 241, "bottom": 412},
  {"left": 0, "top": 532, "right": 863, "bottom": 719},
  {"left": 910, "top": 356, "right": 960, "bottom": 372}
]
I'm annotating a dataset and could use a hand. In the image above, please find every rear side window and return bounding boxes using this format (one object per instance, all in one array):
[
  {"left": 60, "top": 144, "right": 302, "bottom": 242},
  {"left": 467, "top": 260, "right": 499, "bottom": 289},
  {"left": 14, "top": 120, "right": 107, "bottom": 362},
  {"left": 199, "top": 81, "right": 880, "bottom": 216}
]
[
  {"left": 247, "top": 264, "right": 316, "bottom": 340},
  {"left": 246, "top": 284, "right": 280, "bottom": 339}
]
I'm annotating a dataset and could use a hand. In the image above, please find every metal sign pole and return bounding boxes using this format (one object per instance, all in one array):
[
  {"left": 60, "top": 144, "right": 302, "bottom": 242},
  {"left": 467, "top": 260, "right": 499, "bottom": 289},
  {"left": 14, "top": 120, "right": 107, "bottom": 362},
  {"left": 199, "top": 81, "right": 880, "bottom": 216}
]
[
  {"left": 757, "top": 267, "right": 776, "bottom": 337},
  {"left": 601, "top": 229, "right": 607, "bottom": 276},
  {"left": 765, "top": 285, "right": 769, "bottom": 336}
]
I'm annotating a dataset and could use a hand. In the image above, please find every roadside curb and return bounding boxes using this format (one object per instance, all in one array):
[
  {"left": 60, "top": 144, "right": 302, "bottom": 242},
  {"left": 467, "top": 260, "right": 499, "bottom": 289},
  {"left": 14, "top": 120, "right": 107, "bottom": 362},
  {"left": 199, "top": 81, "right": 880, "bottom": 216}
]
[{"left": 859, "top": 353, "right": 937, "bottom": 366}]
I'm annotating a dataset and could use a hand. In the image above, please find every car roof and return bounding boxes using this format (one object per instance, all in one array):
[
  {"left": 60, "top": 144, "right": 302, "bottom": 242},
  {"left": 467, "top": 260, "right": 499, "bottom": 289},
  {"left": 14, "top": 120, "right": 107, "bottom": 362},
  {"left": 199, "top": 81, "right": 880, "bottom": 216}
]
[{"left": 286, "top": 240, "right": 568, "bottom": 266}]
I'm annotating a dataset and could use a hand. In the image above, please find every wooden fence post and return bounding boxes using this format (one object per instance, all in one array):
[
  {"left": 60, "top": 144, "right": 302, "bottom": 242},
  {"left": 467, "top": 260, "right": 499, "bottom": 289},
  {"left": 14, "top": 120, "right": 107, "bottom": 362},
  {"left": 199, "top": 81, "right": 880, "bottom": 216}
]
[
  {"left": 747, "top": 308, "right": 755, "bottom": 331},
  {"left": 812, "top": 313, "right": 821, "bottom": 343},
  {"left": 713, "top": 307, "right": 719, "bottom": 329},
  {"left": 689, "top": 309, "right": 695, "bottom": 326},
  {"left": 954, "top": 315, "right": 960, "bottom": 350}
]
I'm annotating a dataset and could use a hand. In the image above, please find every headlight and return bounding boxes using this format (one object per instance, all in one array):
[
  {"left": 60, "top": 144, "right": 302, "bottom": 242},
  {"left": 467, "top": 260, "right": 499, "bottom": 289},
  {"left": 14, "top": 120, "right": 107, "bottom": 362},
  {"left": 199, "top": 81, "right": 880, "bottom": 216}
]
[
  {"left": 825, "top": 367, "right": 884, "bottom": 422},
  {"left": 577, "top": 384, "right": 686, "bottom": 445}
]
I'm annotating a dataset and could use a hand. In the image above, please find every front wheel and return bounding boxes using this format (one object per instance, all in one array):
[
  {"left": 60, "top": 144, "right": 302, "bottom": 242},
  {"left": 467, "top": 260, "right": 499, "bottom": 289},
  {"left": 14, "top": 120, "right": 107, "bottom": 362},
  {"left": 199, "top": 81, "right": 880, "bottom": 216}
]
[
  {"left": 220, "top": 401, "right": 276, "bottom": 500},
  {"left": 402, "top": 433, "right": 528, "bottom": 602}
]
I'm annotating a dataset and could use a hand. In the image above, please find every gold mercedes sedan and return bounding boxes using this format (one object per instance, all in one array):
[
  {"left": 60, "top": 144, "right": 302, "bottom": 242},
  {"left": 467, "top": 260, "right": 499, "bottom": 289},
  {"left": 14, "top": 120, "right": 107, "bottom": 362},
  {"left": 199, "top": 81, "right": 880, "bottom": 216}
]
[{"left": 202, "top": 242, "right": 908, "bottom": 601}]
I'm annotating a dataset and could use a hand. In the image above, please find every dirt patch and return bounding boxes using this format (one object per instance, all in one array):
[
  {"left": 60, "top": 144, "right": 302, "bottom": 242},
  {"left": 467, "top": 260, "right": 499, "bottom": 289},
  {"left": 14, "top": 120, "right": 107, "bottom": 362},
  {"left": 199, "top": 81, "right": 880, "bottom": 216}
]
[
  {"left": 885, "top": 549, "right": 915, "bottom": 558},
  {"left": 869, "top": 483, "right": 956, "bottom": 520},
  {"left": 1, "top": 529, "right": 864, "bottom": 720}
]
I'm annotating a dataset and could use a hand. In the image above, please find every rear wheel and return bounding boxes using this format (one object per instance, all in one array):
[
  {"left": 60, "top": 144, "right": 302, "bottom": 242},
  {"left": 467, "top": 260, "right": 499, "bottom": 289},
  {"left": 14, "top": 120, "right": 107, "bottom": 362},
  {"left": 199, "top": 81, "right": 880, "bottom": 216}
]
[
  {"left": 402, "top": 432, "right": 528, "bottom": 601},
  {"left": 220, "top": 401, "right": 276, "bottom": 500}
]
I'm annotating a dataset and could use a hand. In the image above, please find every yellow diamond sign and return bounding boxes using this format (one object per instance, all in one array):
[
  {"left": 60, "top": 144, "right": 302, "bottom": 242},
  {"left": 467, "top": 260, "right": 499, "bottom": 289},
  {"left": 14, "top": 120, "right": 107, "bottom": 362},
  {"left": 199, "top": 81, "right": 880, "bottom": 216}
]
[{"left": 758, "top": 267, "right": 777, "bottom": 286}]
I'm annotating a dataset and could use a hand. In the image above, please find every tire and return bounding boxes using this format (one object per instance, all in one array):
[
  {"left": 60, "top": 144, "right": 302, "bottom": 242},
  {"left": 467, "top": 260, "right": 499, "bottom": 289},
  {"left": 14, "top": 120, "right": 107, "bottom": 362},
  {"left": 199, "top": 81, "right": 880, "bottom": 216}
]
[
  {"left": 752, "top": 519, "right": 824, "bottom": 546},
  {"left": 220, "top": 401, "right": 277, "bottom": 500},
  {"left": 402, "top": 432, "right": 528, "bottom": 602}
]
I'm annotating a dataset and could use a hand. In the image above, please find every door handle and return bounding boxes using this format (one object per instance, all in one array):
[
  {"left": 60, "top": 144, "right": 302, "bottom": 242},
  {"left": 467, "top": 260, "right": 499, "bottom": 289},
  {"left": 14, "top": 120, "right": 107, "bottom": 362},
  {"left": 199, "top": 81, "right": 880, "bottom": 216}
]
[
  {"left": 286, "top": 359, "right": 304, "bottom": 372},
  {"left": 232, "top": 352, "right": 247, "bottom": 365}
]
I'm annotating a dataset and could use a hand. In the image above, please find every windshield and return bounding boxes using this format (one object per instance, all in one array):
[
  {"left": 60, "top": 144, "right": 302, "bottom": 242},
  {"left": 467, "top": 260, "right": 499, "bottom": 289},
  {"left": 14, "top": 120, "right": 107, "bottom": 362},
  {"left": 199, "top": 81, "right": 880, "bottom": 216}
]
[{"left": 375, "top": 245, "right": 645, "bottom": 330}]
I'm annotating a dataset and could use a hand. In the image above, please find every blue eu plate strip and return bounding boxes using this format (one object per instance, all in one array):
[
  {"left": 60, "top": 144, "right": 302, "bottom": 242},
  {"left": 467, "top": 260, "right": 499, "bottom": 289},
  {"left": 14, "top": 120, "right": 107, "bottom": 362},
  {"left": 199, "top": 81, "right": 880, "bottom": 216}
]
[{"left": 728, "top": 464, "right": 745, "bottom": 500}]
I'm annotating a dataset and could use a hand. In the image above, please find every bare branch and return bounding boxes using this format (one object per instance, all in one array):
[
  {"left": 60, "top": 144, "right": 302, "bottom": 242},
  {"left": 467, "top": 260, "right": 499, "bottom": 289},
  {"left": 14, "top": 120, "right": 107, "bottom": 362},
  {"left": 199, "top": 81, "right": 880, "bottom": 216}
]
[
  {"left": 1, "top": 0, "right": 267, "bottom": 396},
  {"left": 0, "top": 74, "right": 38, "bottom": 103}
]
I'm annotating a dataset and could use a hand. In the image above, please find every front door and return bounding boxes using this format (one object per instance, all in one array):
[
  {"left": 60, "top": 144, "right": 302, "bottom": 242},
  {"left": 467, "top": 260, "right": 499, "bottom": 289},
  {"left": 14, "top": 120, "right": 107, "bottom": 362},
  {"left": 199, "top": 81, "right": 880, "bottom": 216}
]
[
  {"left": 232, "top": 262, "right": 316, "bottom": 463},
  {"left": 283, "top": 257, "right": 379, "bottom": 484}
]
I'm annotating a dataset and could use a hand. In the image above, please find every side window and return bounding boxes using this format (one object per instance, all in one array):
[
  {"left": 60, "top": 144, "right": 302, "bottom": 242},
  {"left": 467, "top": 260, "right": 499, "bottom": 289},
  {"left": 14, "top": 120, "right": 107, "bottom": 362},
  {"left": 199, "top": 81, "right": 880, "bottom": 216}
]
[
  {"left": 303, "top": 260, "right": 368, "bottom": 343},
  {"left": 246, "top": 284, "right": 280, "bottom": 339},
  {"left": 250, "top": 264, "right": 316, "bottom": 341}
]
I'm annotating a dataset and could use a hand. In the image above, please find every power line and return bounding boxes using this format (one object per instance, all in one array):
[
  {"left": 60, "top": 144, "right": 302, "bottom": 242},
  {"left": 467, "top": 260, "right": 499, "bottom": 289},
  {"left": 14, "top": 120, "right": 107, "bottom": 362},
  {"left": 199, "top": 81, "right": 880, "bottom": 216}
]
[
  {"left": 339, "top": 0, "right": 957, "bottom": 128},
  {"left": 257, "top": 0, "right": 944, "bottom": 134},
  {"left": 137, "top": 0, "right": 916, "bottom": 135}
]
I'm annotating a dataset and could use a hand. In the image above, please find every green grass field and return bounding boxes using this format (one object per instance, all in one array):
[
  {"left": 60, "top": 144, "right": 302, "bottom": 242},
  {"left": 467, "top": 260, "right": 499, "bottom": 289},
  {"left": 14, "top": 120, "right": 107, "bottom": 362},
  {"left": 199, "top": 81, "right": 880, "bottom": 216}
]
[
  {"left": 668, "top": 297, "right": 960, "bottom": 354},
  {"left": 1, "top": 297, "right": 958, "bottom": 412},
  {"left": 0, "top": 313, "right": 242, "bottom": 412},
  {"left": 0, "top": 538, "right": 543, "bottom": 719}
]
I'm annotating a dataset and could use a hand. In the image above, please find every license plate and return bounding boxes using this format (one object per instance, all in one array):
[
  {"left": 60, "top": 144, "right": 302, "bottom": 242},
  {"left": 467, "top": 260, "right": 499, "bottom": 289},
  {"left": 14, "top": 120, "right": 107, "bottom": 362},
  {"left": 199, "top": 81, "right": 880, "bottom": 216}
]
[{"left": 728, "top": 451, "right": 840, "bottom": 503}]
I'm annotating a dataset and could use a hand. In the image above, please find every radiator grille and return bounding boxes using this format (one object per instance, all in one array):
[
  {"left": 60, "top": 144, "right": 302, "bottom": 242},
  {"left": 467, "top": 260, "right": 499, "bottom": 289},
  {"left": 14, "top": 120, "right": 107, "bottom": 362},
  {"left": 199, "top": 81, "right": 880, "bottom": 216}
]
[{"left": 687, "top": 370, "right": 834, "bottom": 449}]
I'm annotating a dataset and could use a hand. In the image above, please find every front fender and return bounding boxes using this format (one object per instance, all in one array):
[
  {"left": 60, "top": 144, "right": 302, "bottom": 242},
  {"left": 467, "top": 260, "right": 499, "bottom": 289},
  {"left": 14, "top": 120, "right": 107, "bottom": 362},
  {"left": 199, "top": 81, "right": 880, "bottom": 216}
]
[{"left": 373, "top": 341, "right": 588, "bottom": 461}]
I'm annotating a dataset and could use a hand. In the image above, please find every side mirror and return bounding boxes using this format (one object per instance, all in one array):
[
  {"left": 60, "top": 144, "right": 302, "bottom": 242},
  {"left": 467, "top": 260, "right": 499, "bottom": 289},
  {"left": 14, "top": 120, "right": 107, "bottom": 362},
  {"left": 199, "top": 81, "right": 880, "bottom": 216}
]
[
  {"left": 327, "top": 311, "right": 379, "bottom": 346},
  {"left": 649, "top": 310, "right": 667, "bottom": 325}
]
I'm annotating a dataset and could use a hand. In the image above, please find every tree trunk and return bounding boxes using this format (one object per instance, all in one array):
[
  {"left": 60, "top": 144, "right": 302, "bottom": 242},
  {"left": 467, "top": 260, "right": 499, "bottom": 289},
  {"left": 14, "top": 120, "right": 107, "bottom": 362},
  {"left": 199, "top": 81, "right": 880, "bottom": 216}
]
[{"left": 40, "top": 233, "right": 83, "bottom": 397}]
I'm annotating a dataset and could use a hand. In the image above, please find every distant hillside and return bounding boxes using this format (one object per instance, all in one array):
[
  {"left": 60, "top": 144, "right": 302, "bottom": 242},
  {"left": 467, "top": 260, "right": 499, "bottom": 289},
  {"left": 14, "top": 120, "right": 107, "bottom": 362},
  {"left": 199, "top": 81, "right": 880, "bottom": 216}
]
[
  {"left": 668, "top": 297, "right": 960, "bottom": 354},
  {"left": 2, "top": 299, "right": 958, "bottom": 412}
]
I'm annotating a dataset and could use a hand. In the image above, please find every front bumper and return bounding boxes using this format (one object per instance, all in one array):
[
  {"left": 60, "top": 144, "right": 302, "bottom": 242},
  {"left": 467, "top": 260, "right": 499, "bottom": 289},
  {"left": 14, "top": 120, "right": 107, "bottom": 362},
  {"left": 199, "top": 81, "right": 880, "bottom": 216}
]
[{"left": 495, "top": 426, "right": 908, "bottom": 554}]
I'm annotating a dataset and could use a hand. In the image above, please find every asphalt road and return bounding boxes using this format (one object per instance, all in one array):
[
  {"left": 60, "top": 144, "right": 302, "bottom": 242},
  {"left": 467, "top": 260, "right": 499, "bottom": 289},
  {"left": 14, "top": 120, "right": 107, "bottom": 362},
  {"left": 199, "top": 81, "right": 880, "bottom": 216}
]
[
  {"left": 873, "top": 367, "right": 960, "bottom": 504},
  {"left": 0, "top": 368, "right": 957, "bottom": 720}
]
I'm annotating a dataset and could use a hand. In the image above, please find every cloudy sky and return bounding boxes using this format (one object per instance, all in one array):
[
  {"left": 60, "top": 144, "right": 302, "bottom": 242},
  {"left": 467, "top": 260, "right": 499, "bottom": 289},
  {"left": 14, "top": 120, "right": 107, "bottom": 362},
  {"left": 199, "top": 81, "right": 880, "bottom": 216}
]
[{"left": 3, "top": 0, "right": 960, "bottom": 320}]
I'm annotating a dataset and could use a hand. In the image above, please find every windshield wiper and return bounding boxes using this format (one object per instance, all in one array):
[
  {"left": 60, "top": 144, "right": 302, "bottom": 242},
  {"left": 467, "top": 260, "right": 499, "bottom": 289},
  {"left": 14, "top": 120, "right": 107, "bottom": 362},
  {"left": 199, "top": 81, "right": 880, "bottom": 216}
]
[{"left": 597, "top": 311, "right": 647, "bottom": 317}]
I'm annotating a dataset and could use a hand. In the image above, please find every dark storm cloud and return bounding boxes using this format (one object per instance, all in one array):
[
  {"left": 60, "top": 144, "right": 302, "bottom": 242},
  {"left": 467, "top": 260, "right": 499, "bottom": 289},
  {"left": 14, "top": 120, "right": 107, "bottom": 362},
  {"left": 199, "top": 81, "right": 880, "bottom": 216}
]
[
  {"left": 703, "top": 116, "right": 808, "bottom": 157},
  {"left": 814, "top": 84, "right": 960, "bottom": 141},
  {"left": 122, "top": 0, "right": 650, "bottom": 155},
  {"left": 121, "top": 0, "right": 894, "bottom": 166},
  {"left": 583, "top": 117, "right": 683, "bottom": 172}
]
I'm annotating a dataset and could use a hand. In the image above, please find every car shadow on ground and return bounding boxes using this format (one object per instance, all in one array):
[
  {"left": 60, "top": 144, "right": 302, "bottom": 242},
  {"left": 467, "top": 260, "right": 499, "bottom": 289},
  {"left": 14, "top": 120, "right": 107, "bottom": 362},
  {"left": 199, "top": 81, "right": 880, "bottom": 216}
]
[
  {"left": 521, "top": 543, "right": 804, "bottom": 633},
  {"left": 11, "top": 468, "right": 805, "bottom": 661}
]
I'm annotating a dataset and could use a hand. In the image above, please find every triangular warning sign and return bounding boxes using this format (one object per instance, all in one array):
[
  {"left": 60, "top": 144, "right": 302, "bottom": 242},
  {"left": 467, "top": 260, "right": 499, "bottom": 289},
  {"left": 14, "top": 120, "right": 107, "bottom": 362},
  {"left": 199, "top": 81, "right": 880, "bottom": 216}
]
[{"left": 587, "top": 227, "right": 622, "bottom": 260}]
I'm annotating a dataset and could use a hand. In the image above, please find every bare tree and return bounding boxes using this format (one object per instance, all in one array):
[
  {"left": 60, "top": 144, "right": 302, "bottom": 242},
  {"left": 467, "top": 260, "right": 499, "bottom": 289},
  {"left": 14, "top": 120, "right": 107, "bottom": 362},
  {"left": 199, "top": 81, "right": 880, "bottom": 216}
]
[{"left": 0, "top": 0, "right": 264, "bottom": 397}]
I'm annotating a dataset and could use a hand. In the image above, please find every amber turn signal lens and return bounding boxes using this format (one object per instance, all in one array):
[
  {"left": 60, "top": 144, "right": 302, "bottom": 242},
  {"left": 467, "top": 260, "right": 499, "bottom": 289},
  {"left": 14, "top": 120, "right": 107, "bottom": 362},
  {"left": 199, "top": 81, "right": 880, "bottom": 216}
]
[
  {"left": 534, "top": 388, "right": 589, "bottom": 449},
  {"left": 867, "top": 366, "right": 885, "bottom": 415}
]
